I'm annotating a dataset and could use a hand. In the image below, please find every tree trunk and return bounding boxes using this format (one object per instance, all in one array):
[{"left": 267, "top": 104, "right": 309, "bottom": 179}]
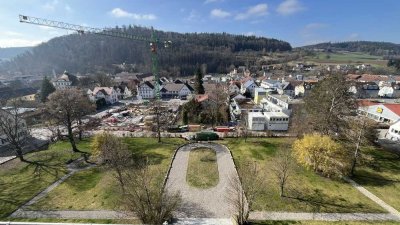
[
  {"left": 350, "top": 129, "right": 363, "bottom": 176},
  {"left": 67, "top": 121, "right": 79, "bottom": 152},
  {"left": 78, "top": 119, "right": 83, "bottom": 141},
  {"left": 15, "top": 145, "right": 26, "bottom": 162},
  {"left": 279, "top": 182, "right": 284, "bottom": 197}
]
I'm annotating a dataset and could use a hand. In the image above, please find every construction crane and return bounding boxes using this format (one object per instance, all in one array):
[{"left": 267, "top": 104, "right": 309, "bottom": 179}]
[{"left": 19, "top": 14, "right": 171, "bottom": 99}]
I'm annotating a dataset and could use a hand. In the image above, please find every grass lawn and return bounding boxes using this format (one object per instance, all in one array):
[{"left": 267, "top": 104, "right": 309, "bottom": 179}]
[
  {"left": 0, "top": 139, "right": 90, "bottom": 219},
  {"left": 303, "top": 52, "right": 388, "bottom": 67},
  {"left": 219, "top": 138, "right": 385, "bottom": 213},
  {"left": 250, "top": 221, "right": 400, "bottom": 225},
  {"left": 186, "top": 147, "right": 219, "bottom": 188},
  {"left": 353, "top": 146, "right": 400, "bottom": 212},
  {"left": 29, "top": 137, "right": 187, "bottom": 211}
]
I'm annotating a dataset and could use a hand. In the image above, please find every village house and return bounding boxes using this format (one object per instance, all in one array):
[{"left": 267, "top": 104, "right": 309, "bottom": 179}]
[
  {"left": 160, "top": 83, "right": 193, "bottom": 99},
  {"left": 52, "top": 71, "right": 77, "bottom": 90},
  {"left": 88, "top": 87, "right": 119, "bottom": 104},
  {"left": 358, "top": 100, "right": 400, "bottom": 124},
  {"left": 240, "top": 78, "right": 258, "bottom": 97},
  {"left": 137, "top": 81, "right": 156, "bottom": 99},
  {"left": 387, "top": 120, "right": 400, "bottom": 142}
]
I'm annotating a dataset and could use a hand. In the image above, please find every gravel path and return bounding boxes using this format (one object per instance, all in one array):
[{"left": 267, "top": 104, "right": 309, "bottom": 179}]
[{"left": 166, "top": 142, "right": 239, "bottom": 218}]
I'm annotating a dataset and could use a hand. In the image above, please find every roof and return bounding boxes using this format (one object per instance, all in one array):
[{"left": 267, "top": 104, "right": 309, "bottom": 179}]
[
  {"left": 195, "top": 94, "right": 209, "bottom": 102},
  {"left": 163, "top": 83, "right": 185, "bottom": 92},
  {"left": 243, "top": 79, "right": 256, "bottom": 89},
  {"left": 141, "top": 81, "right": 154, "bottom": 89},
  {"left": 385, "top": 104, "right": 400, "bottom": 116},
  {"left": 93, "top": 87, "right": 114, "bottom": 96},
  {"left": 357, "top": 100, "right": 379, "bottom": 107}
]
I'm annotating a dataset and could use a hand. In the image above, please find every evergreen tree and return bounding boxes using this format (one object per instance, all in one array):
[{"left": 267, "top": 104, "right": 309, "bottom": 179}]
[
  {"left": 194, "top": 68, "right": 205, "bottom": 95},
  {"left": 40, "top": 76, "right": 56, "bottom": 102}
]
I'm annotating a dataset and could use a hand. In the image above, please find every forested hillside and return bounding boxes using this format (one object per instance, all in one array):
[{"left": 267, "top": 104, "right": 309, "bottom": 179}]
[
  {"left": 0, "top": 47, "right": 32, "bottom": 61},
  {"left": 300, "top": 41, "right": 400, "bottom": 56},
  {"left": 0, "top": 26, "right": 291, "bottom": 76}
]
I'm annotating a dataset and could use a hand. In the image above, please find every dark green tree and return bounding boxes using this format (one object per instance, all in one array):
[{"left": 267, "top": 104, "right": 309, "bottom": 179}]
[
  {"left": 40, "top": 76, "right": 56, "bottom": 102},
  {"left": 182, "top": 109, "right": 189, "bottom": 125},
  {"left": 194, "top": 68, "right": 205, "bottom": 95}
]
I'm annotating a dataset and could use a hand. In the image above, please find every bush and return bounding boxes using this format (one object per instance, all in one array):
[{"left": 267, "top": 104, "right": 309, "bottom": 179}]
[{"left": 196, "top": 132, "right": 219, "bottom": 141}]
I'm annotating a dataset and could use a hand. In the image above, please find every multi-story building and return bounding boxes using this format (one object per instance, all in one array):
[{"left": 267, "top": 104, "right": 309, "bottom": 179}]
[{"left": 52, "top": 71, "right": 77, "bottom": 90}]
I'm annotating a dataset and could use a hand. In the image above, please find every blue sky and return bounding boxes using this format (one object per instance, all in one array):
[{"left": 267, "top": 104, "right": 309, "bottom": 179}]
[{"left": 0, "top": 0, "right": 399, "bottom": 48}]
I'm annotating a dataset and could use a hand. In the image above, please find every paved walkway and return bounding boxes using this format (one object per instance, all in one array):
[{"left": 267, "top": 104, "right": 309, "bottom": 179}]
[
  {"left": 165, "top": 142, "right": 239, "bottom": 218},
  {"left": 10, "top": 210, "right": 133, "bottom": 220},
  {"left": 249, "top": 212, "right": 399, "bottom": 221},
  {"left": 345, "top": 177, "right": 400, "bottom": 219}
]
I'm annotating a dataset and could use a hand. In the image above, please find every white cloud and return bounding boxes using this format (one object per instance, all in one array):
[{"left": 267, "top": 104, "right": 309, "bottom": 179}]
[
  {"left": 304, "top": 23, "right": 327, "bottom": 30},
  {"left": 210, "top": 9, "right": 231, "bottom": 19},
  {"left": 204, "top": 0, "right": 224, "bottom": 4},
  {"left": 244, "top": 32, "right": 256, "bottom": 36},
  {"left": 109, "top": 8, "right": 157, "bottom": 20},
  {"left": 65, "top": 4, "right": 73, "bottom": 13},
  {"left": 184, "top": 10, "right": 200, "bottom": 22},
  {"left": 348, "top": 33, "right": 360, "bottom": 41},
  {"left": 235, "top": 4, "right": 268, "bottom": 20},
  {"left": 42, "top": 0, "right": 58, "bottom": 11},
  {"left": 1, "top": 31, "right": 23, "bottom": 37},
  {"left": 277, "top": 0, "right": 305, "bottom": 16},
  {"left": 300, "top": 23, "right": 329, "bottom": 46},
  {"left": 0, "top": 38, "right": 43, "bottom": 48}
]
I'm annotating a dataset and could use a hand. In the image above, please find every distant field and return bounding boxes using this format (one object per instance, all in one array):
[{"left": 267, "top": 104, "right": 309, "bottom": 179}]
[{"left": 304, "top": 52, "right": 388, "bottom": 66}]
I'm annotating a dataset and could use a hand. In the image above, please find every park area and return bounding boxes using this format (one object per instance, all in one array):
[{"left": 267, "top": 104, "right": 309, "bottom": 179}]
[
  {"left": 219, "top": 138, "right": 400, "bottom": 214},
  {"left": 0, "top": 137, "right": 186, "bottom": 219},
  {"left": 0, "top": 136, "right": 399, "bottom": 224}
]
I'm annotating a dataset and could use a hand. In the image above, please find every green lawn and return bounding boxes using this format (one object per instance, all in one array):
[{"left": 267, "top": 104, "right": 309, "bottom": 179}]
[
  {"left": 219, "top": 138, "right": 385, "bottom": 213},
  {"left": 30, "top": 137, "right": 186, "bottom": 211},
  {"left": 304, "top": 52, "right": 388, "bottom": 67},
  {"left": 0, "top": 139, "right": 90, "bottom": 219},
  {"left": 187, "top": 147, "right": 219, "bottom": 188},
  {"left": 251, "top": 221, "right": 400, "bottom": 225},
  {"left": 353, "top": 147, "right": 400, "bottom": 212}
]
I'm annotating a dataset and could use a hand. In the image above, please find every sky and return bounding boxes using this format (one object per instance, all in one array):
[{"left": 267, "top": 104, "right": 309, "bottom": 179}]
[{"left": 0, "top": 0, "right": 399, "bottom": 48}]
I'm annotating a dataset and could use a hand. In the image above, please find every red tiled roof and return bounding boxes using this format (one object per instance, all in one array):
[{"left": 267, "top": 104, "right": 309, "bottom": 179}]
[
  {"left": 195, "top": 94, "right": 209, "bottom": 102},
  {"left": 384, "top": 104, "right": 400, "bottom": 116}
]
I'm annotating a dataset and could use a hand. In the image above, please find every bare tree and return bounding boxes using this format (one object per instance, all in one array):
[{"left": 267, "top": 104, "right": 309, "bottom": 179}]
[
  {"left": 0, "top": 99, "right": 29, "bottom": 162},
  {"left": 45, "top": 89, "right": 95, "bottom": 153},
  {"left": 121, "top": 163, "right": 181, "bottom": 224},
  {"left": 153, "top": 104, "right": 170, "bottom": 143},
  {"left": 271, "top": 144, "right": 293, "bottom": 197},
  {"left": 345, "top": 116, "right": 378, "bottom": 176},
  {"left": 239, "top": 113, "right": 249, "bottom": 142},
  {"left": 91, "top": 132, "right": 132, "bottom": 193},
  {"left": 228, "top": 160, "right": 263, "bottom": 225}
]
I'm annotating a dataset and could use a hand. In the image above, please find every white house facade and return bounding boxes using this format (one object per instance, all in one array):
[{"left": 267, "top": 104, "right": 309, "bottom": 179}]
[{"left": 88, "top": 87, "right": 119, "bottom": 104}]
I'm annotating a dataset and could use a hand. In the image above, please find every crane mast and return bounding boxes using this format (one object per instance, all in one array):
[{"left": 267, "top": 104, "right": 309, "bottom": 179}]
[{"left": 19, "top": 14, "right": 170, "bottom": 100}]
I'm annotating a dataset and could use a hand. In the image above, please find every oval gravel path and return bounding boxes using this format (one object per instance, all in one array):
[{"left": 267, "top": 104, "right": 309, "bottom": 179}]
[{"left": 166, "top": 142, "right": 239, "bottom": 218}]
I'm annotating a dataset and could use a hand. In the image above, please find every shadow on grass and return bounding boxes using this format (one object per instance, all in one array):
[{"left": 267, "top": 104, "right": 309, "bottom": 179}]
[
  {"left": 354, "top": 169, "right": 399, "bottom": 187},
  {"left": 284, "top": 187, "right": 374, "bottom": 213}
]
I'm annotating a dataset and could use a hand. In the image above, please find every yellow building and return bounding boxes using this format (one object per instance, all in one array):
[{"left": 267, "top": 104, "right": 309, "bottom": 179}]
[{"left": 254, "top": 88, "right": 268, "bottom": 104}]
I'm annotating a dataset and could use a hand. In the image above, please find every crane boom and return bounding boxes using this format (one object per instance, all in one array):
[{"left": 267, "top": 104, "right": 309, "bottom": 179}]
[
  {"left": 19, "top": 14, "right": 171, "bottom": 100},
  {"left": 19, "top": 14, "right": 154, "bottom": 43}
]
